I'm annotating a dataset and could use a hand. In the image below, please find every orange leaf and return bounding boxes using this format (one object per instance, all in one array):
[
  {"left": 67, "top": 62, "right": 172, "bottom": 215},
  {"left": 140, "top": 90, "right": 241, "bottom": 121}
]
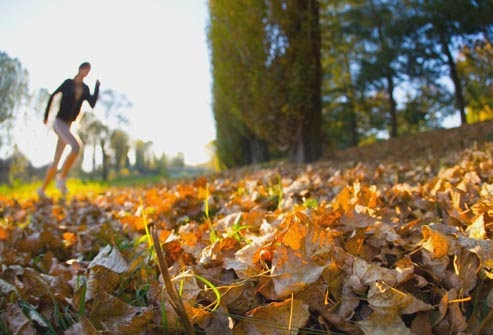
[
  {"left": 63, "top": 232, "right": 77, "bottom": 247},
  {"left": 0, "top": 227, "right": 8, "bottom": 240},
  {"left": 421, "top": 225, "right": 450, "bottom": 258},
  {"left": 345, "top": 229, "right": 366, "bottom": 257}
]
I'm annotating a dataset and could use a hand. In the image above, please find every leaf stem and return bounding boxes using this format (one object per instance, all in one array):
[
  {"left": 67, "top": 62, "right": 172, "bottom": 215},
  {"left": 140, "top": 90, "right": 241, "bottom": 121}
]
[{"left": 150, "top": 224, "right": 195, "bottom": 335}]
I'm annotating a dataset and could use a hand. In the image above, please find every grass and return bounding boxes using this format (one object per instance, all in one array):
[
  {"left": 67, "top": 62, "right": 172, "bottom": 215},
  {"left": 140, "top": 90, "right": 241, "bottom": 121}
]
[
  {"left": 0, "top": 179, "right": 109, "bottom": 200},
  {"left": 0, "top": 174, "right": 168, "bottom": 200}
]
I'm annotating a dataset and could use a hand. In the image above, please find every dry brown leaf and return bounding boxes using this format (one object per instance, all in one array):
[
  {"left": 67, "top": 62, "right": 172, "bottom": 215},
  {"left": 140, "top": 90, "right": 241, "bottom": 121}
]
[
  {"left": 367, "top": 281, "right": 433, "bottom": 314},
  {"left": 351, "top": 257, "right": 399, "bottom": 288},
  {"left": 0, "top": 277, "right": 15, "bottom": 295},
  {"left": 269, "top": 244, "right": 327, "bottom": 299},
  {"left": 64, "top": 316, "right": 100, "bottom": 335},
  {"left": 443, "top": 289, "right": 468, "bottom": 333},
  {"left": 225, "top": 229, "right": 277, "bottom": 278},
  {"left": 459, "top": 236, "right": 493, "bottom": 268},
  {"left": 453, "top": 248, "right": 479, "bottom": 295},
  {"left": 357, "top": 309, "right": 412, "bottom": 335},
  {"left": 197, "top": 305, "right": 233, "bottom": 335},
  {"left": 234, "top": 298, "right": 310, "bottom": 335},
  {"left": 84, "top": 265, "right": 121, "bottom": 301},
  {"left": 410, "top": 312, "right": 433, "bottom": 335},
  {"left": 88, "top": 244, "right": 129, "bottom": 273},
  {"left": 5, "top": 303, "right": 36, "bottom": 335},
  {"left": 88, "top": 291, "right": 153, "bottom": 334},
  {"left": 421, "top": 250, "right": 449, "bottom": 281}
]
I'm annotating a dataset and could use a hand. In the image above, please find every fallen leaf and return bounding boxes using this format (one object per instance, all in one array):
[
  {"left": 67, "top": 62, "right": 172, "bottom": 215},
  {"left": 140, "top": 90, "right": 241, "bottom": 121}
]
[
  {"left": 5, "top": 303, "right": 36, "bottom": 335},
  {"left": 88, "top": 291, "right": 153, "bottom": 334},
  {"left": 234, "top": 298, "right": 310, "bottom": 335},
  {"left": 269, "top": 244, "right": 327, "bottom": 299},
  {"left": 357, "top": 309, "right": 412, "bottom": 335},
  {"left": 89, "top": 244, "right": 129, "bottom": 273},
  {"left": 367, "top": 281, "right": 433, "bottom": 314},
  {"left": 64, "top": 316, "right": 100, "bottom": 335},
  {"left": 421, "top": 225, "right": 450, "bottom": 259}
]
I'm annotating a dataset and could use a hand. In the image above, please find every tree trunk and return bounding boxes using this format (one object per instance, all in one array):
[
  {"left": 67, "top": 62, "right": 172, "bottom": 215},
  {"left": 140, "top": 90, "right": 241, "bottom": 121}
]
[
  {"left": 92, "top": 144, "right": 97, "bottom": 172},
  {"left": 100, "top": 139, "right": 109, "bottom": 181},
  {"left": 441, "top": 33, "right": 467, "bottom": 124},
  {"left": 289, "top": 0, "right": 322, "bottom": 163},
  {"left": 345, "top": 55, "right": 359, "bottom": 146},
  {"left": 386, "top": 73, "right": 398, "bottom": 137},
  {"left": 249, "top": 136, "right": 269, "bottom": 164}
]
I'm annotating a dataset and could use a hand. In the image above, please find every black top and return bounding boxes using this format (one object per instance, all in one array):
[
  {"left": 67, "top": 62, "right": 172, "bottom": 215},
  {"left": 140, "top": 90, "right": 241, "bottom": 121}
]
[{"left": 44, "top": 79, "right": 100, "bottom": 123}]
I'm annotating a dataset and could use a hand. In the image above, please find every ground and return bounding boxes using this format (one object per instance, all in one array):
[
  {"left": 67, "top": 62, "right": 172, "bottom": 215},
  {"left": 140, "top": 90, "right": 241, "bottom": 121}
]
[{"left": 331, "top": 120, "right": 493, "bottom": 163}]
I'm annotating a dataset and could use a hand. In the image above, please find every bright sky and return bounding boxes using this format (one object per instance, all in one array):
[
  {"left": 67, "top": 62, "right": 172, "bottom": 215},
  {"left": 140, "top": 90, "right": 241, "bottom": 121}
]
[{"left": 0, "top": 0, "right": 215, "bottom": 167}]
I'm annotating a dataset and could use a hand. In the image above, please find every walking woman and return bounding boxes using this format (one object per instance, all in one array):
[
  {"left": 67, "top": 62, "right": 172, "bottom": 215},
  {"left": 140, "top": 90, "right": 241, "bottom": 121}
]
[{"left": 38, "top": 62, "right": 100, "bottom": 198}]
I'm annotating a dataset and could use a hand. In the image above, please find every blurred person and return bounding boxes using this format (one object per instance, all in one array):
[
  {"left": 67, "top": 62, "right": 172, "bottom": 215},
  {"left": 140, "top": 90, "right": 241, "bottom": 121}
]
[{"left": 38, "top": 62, "right": 100, "bottom": 198}]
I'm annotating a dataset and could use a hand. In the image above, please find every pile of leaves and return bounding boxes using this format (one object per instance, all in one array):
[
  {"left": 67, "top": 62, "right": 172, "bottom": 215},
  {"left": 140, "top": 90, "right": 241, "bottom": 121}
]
[{"left": 1, "top": 142, "right": 493, "bottom": 334}]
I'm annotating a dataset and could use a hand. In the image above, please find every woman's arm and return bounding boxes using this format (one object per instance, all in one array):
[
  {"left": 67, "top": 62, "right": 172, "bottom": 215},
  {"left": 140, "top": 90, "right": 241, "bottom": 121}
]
[{"left": 86, "top": 80, "right": 100, "bottom": 108}]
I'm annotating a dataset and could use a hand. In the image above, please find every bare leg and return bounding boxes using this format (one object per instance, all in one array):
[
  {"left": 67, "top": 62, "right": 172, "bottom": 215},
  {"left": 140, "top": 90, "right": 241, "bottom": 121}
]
[
  {"left": 38, "top": 118, "right": 82, "bottom": 197},
  {"left": 59, "top": 131, "right": 82, "bottom": 180},
  {"left": 38, "top": 137, "right": 66, "bottom": 195},
  {"left": 52, "top": 118, "right": 82, "bottom": 194}
]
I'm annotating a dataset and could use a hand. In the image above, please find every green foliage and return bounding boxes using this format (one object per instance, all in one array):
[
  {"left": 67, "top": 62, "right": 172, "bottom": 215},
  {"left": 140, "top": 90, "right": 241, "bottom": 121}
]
[
  {"left": 458, "top": 41, "right": 493, "bottom": 123},
  {"left": 208, "top": 0, "right": 492, "bottom": 165},
  {"left": 110, "top": 129, "right": 130, "bottom": 172},
  {"left": 0, "top": 51, "right": 29, "bottom": 147},
  {"left": 208, "top": 0, "right": 323, "bottom": 165}
]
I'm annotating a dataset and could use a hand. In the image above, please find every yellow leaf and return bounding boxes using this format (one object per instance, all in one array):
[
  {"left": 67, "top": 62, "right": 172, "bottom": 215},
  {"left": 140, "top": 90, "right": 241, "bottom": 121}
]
[
  {"left": 421, "top": 225, "right": 450, "bottom": 258},
  {"left": 334, "top": 186, "right": 352, "bottom": 211},
  {"left": 466, "top": 214, "right": 486, "bottom": 239}
]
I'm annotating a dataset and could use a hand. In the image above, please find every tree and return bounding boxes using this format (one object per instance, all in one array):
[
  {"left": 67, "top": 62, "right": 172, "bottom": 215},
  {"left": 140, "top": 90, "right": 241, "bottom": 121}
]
[
  {"left": 8, "top": 145, "right": 29, "bottom": 185},
  {"left": 208, "top": 0, "right": 271, "bottom": 167},
  {"left": 110, "top": 129, "right": 130, "bottom": 173},
  {"left": 95, "top": 88, "right": 132, "bottom": 180},
  {"left": 169, "top": 152, "right": 185, "bottom": 169},
  {"left": 320, "top": 0, "right": 367, "bottom": 148},
  {"left": 134, "top": 140, "right": 154, "bottom": 173},
  {"left": 405, "top": 0, "right": 493, "bottom": 125},
  {"left": 271, "top": 0, "right": 323, "bottom": 163},
  {"left": 208, "top": 0, "right": 323, "bottom": 164},
  {"left": 98, "top": 89, "right": 132, "bottom": 126},
  {"left": 338, "top": 0, "right": 413, "bottom": 138},
  {"left": 79, "top": 112, "right": 104, "bottom": 172},
  {"left": 0, "top": 51, "right": 29, "bottom": 147}
]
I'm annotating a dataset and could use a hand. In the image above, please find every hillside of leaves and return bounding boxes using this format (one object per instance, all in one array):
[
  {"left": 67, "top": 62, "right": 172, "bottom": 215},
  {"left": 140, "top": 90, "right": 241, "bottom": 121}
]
[{"left": 1, "top": 133, "right": 493, "bottom": 334}]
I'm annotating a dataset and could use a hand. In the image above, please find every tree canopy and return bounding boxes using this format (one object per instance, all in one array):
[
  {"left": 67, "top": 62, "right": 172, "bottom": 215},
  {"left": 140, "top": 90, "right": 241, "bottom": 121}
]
[{"left": 207, "top": 0, "right": 493, "bottom": 167}]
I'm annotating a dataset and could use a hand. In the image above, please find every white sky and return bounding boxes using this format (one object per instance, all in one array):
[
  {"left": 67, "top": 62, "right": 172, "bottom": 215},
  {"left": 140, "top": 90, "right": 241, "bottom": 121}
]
[{"left": 0, "top": 0, "right": 215, "bottom": 167}]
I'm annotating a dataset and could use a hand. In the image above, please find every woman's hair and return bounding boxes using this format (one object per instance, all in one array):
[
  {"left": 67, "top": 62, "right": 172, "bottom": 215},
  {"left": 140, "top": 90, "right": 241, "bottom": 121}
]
[{"left": 79, "top": 62, "right": 91, "bottom": 70}]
